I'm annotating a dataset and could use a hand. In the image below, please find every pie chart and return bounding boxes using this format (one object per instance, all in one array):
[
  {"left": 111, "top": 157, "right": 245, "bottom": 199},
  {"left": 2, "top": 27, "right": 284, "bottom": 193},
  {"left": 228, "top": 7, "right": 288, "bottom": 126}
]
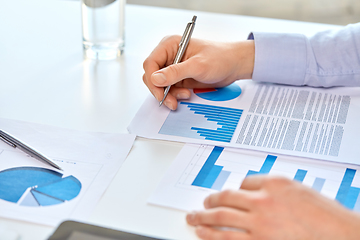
[
  {"left": 0, "top": 167, "right": 81, "bottom": 207},
  {"left": 193, "top": 83, "right": 242, "bottom": 101}
]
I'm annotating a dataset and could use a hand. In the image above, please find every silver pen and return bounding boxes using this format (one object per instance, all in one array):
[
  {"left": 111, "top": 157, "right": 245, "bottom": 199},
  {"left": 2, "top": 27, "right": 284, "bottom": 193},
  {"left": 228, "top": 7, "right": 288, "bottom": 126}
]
[
  {"left": 159, "top": 15, "right": 197, "bottom": 107},
  {"left": 0, "top": 129, "right": 63, "bottom": 171}
]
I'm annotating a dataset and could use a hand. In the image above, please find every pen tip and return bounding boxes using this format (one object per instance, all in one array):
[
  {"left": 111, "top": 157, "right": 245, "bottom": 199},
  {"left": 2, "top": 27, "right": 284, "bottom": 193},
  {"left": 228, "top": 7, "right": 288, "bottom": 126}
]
[
  {"left": 192, "top": 15, "right": 197, "bottom": 23},
  {"left": 159, "top": 101, "right": 163, "bottom": 107}
]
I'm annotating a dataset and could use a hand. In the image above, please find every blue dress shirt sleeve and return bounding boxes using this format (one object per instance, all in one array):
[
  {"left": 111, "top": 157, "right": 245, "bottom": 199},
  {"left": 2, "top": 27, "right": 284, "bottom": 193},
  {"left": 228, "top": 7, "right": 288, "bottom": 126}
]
[{"left": 250, "top": 23, "right": 360, "bottom": 87}]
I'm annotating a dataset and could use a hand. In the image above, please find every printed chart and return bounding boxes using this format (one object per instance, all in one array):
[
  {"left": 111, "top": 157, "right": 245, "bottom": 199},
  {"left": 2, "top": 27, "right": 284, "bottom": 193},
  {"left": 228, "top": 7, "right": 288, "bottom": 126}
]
[
  {"left": 0, "top": 167, "right": 81, "bottom": 207},
  {"left": 193, "top": 83, "right": 242, "bottom": 101},
  {"left": 149, "top": 144, "right": 360, "bottom": 212},
  {"left": 159, "top": 102, "right": 243, "bottom": 143},
  {"left": 0, "top": 118, "right": 136, "bottom": 226},
  {"left": 129, "top": 81, "right": 360, "bottom": 165},
  {"left": 190, "top": 147, "right": 360, "bottom": 210}
]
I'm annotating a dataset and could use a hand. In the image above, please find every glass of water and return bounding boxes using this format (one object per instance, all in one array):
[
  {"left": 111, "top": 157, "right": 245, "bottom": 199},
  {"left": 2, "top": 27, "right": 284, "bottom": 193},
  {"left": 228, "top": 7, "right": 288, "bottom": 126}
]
[{"left": 81, "top": 0, "right": 125, "bottom": 60}]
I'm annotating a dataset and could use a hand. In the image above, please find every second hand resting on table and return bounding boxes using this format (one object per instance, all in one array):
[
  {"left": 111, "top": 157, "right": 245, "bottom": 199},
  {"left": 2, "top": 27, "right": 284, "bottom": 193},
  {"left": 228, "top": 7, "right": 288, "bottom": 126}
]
[{"left": 142, "top": 23, "right": 360, "bottom": 239}]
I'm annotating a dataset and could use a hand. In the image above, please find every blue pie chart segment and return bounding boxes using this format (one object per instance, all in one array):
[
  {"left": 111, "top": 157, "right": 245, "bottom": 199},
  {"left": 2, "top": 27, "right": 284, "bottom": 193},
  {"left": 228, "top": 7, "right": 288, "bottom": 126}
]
[
  {"left": 0, "top": 167, "right": 81, "bottom": 207},
  {"left": 194, "top": 84, "right": 242, "bottom": 101}
]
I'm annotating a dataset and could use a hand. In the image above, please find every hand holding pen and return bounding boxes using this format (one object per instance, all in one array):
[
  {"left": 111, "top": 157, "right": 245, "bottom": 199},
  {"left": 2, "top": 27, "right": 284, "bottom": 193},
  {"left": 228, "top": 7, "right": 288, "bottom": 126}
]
[
  {"left": 159, "top": 16, "right": 197, "bottom": 107},
  {"left": 142, "top": 17, "right": 255, "bottom": 110}
]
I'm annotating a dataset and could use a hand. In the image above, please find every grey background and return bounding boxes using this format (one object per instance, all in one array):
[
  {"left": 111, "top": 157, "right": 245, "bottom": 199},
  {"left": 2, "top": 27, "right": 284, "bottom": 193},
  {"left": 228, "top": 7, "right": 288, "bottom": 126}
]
[{"left": 128, "top": 0, "right": 360, "bottom": 25}]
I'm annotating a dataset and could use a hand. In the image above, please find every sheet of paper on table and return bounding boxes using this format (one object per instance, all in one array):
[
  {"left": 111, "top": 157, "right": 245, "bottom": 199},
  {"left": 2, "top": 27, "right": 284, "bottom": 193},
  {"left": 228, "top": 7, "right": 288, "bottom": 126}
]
[
  {"left": 0, "top": 118, "right": 136, "bottom": 226},
  {"left": 129, "top": 80, "right": 360, "bottom": 165},
  {"left": 148, "top": 143, "right": 360, "bottom": 213}
]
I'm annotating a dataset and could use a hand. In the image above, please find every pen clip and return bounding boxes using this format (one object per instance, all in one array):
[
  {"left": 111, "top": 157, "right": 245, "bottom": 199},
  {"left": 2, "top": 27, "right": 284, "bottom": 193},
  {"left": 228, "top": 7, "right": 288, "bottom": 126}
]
[{"left": 0, "top": 134, "right": 16, "bottom": 148}]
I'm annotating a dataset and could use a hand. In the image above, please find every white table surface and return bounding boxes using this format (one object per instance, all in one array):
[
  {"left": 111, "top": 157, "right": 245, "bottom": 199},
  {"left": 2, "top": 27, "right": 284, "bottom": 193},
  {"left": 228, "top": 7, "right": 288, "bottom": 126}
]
[{"left": 0, "top": 1, "right": 340, "bottom": 239}]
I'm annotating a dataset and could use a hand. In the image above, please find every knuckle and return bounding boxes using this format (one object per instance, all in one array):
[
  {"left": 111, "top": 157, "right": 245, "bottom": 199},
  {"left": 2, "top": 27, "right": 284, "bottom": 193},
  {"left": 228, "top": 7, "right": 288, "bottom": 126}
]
[
  {"left": 213, "top": 210, "right": 227, "bottom": 223},
  {"left": 161, "top": 35, "right": 181, "bottom": 44},
  {"left": 196, "top": 58, "right": 207, "bottom": 71},
  {"left": 193, "top": 58, "right": 209, "bottom": 79},
  {"left": 168, "top": 64, "right": 181, "bottom": 79},
  {"left": 252, "top": 193, "right": 270, "bottom": 206},
  {"left": 217, "top": 190, "right": 234, "bottom": 204},
  {"left": 143, "top": 57, "right": 150, "bottom": 70},
  {"left": 265, "top": 175, "right": 292, "bottom": 188},
  {"left": 249, "top": 193, "right": 273, "bottom": 211}
]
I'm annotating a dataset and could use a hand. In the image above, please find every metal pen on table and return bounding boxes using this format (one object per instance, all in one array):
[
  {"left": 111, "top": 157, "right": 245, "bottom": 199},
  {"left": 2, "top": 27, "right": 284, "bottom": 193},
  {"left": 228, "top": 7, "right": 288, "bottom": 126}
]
[
  {"left": 0, "top": 129, "right": 63, "bottom": 171},
  {"left": 159, "top": 15, "right": 197, "bottom": 107}
]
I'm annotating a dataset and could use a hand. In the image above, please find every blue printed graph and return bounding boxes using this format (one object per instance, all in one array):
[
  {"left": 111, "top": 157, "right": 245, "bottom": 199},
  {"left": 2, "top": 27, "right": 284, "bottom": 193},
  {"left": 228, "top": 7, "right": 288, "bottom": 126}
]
[
  {"left": 191, "top": 146, "right": 360, "bottom": 212},
  {"left": 194, "top": 84, "right": 242, "bottom": 101},
  {"left": 0, "top": 167, "right": 81, "bottom": 207},
  {"left": 159, "top": 102, "right": 243, "bottom": 143},
  {"left": 335, "top": 169, "right": 360, "bottom": 210},
  {"left": 244, "top": 155, "right": 360, "bottom": 211},
  {"left": 246, "top": 155, "right": 277, "bottom": 176},
  {"left": 192, "top": 146, "right": 230, "bottom": 190}
]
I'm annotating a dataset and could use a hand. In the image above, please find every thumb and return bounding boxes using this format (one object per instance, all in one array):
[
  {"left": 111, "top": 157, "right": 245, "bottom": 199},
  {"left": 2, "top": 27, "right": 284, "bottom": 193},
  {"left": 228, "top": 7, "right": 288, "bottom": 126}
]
[{"left": 151, "top": 60, "right": 197, "bottom": 87}]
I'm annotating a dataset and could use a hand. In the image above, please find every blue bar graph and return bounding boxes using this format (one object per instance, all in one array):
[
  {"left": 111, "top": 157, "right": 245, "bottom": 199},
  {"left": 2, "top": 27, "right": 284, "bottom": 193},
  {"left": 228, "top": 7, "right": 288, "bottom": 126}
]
[
  {"left": 202, "top": 165, "right": 223, "bottom": 188},
  {"left": 247, "top": 155, "right": 277, "bottom": 176},
  {"left": 159, "top": 102, "right": 243, "bottom": 143},
  {"left": 190, "top": 146, "right": 360, "bottom": 213},
  {"left": 192, "top": 147, "right": 223, "bottom": 187},
  {"left": 335, "top": 168, "right": 360, "bottom": 210},
  {"left": 294, "top": 169, "right": 307, "bottom": 182},
  {"left": 312, "top": 178, "right": 326, "bottom": 192},
  {"left": 192, "top": 147, "right": 230, "bottom": 190},
  {"left": 212, "top": 171, "right": 231, "bottom": 191}
]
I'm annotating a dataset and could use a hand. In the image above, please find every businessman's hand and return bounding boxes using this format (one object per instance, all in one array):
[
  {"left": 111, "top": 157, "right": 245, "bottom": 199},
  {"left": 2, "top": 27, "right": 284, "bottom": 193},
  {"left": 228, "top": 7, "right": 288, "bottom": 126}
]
[
  {"left": 143, "top": 36, "right": 254, "bottom": 110},
  {"left": 186, "top": 175, "right": 360, "bottom": 240}
]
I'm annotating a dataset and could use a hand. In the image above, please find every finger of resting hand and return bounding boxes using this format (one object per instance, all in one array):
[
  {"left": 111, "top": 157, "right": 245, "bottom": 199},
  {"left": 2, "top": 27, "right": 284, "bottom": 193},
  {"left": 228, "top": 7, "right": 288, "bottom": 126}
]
[
  {"left": 195, "top": 225, "right": 250, "bottom": 240},
  {"left": 186, "top": 207, "right": 250, "bottom": 230},
  {"left": 204, "top": 190, "right": 253, "bottom": 210},
  {"left": 240, "top": 175, "right": 268, "bottom": 190}
]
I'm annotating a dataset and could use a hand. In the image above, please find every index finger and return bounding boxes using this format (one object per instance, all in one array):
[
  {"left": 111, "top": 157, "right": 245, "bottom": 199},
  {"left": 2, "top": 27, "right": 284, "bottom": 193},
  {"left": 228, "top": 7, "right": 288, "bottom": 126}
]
[
  {"left": 204, "top": 189, "right": 253, "bottom": 211},
  {"left": 240, "top": 175, "right": 268, "bottom": 190},
  {"left": 143, "top": 36, "right": 181, "bottom": 99}
]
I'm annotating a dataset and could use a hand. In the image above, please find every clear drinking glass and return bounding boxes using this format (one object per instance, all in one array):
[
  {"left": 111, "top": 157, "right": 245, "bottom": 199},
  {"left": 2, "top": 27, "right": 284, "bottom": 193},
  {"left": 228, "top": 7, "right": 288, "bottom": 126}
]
[{"left": 81, "top": 0, "right": 125, "bottom": 60}]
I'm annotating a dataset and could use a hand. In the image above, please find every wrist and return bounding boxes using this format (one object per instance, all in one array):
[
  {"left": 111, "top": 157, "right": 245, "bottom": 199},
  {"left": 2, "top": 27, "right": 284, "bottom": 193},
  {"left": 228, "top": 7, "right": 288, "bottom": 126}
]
[{"left": 234, "top": 40, "right": 255, "bottom": 80}]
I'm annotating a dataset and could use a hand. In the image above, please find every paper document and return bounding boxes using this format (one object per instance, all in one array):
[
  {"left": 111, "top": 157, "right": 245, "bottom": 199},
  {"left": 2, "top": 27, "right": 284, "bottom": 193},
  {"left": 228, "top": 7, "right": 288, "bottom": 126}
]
[
  {"left": 129, "top": 80, "right": 360, "bottom": 165},
  {"left": 0, "top": 118, "right": 135, "bottom": 226},
  {"left": 149, "top": 144, "right": 360, "bottom": 212}
]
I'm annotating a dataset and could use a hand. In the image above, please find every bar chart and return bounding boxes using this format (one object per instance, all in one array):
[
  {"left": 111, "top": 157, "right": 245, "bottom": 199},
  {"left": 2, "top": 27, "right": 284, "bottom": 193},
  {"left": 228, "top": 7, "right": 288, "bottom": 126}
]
[
  {"left": 183, "top": 145, "right": 360, "bottom": 212},
  {"left": 159, "top": 102, "right": 243, "bottom": 143},
  {"left": 335, "top": 169, "right": 360, "bottom": 210},
  {"left": 192, "top": 146, "right": 231, "bottom": 190}
]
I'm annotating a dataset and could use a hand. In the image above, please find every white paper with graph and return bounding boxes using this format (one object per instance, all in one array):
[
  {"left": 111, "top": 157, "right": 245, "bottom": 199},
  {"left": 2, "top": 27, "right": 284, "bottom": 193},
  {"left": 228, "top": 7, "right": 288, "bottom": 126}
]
[
  {"left": 148, "top": 144, "right": 360, "bottom": 212},
  {"left": 0, "top": 118, "right": 135, "bottom": 226},
  {"left": 128, "top": 80, "right": 360, "bottom": 165}
]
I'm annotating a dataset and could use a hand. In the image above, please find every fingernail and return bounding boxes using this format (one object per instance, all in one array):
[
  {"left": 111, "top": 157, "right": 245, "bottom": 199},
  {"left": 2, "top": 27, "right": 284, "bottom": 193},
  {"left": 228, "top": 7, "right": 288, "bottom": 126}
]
[
  {"left": 152, "top": 72, "right": 167, "bottom": 85},
  {"left": 164, "top": 99, "right": 174, "bottom": 110},
  {"left": 176, "top": 92, "right": 190, "bottom": 99}
]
